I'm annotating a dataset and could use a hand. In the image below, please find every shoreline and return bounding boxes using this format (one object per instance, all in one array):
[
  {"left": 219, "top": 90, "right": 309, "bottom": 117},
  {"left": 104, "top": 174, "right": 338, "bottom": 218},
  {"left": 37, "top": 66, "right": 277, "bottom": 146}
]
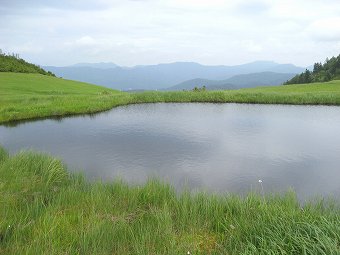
[
  {"left": 1, "top": 146, "right": 339, "bottom": 254},
  {"left": 1, "top": 72, "right": 340, "bottom": 124},
  {"left": 2, "top": 99, "right": 340, "bottom": 126}
]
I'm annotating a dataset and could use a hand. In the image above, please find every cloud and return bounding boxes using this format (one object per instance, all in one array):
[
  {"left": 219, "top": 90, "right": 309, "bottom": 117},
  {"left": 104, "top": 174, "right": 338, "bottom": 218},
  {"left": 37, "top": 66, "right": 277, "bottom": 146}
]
[
  {"left": 234, "top": 1, "right": 269, "bottom": 15},
  {"left": 306, "top": 17, "right": 340, "bottom": 42},
  {"left": 0, "top": 0, "right": 113, "bottom": 11},
  {"left": 241, "top": 40, "right": 263, "bottom": 53},
  {"left": 75, "top": 36, "right": 97, "bottom": 46},
  {"left": 0, "top": 0, "right": 339, "bottom": 66}
]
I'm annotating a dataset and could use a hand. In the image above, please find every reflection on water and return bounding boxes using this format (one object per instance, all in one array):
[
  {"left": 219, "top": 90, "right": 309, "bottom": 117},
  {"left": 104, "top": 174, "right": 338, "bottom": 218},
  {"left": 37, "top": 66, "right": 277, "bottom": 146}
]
[{"left": 1, "top": 103, "right": 340, "bottom": 201}]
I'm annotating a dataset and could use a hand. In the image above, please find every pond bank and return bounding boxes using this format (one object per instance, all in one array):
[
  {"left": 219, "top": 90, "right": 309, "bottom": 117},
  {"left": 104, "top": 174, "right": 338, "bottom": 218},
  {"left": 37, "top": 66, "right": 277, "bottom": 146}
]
[
  {"left": 1, "top": 72, "right": 340, "bottom": 124},
  {"left": 0, "top": 146, "right": 339, "bottom": 254}
]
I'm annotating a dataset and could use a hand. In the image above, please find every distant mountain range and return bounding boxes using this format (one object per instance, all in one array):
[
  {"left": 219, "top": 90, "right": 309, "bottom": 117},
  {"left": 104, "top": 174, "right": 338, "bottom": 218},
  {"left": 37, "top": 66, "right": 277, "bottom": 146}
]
[
  {"left": 44, "top": 61, "right": 305, "bottom": 90},
  {"left": 167, "top": 72, "right": 297, "bottom": 91}
]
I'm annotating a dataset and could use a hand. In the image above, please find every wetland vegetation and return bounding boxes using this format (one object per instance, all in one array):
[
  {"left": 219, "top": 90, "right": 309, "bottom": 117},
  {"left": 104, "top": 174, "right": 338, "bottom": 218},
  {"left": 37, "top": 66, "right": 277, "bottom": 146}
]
[{"left": 0, "top": 147, "right": 339, "bottom": 254}]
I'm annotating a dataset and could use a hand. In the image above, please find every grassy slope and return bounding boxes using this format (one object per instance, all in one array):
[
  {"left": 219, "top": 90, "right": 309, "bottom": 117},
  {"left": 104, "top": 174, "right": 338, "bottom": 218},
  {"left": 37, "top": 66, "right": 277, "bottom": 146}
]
[
  {"left": 0, "top": 72, "right": 131, "bottom": 123},
  {"left": 1, "top": 72, "right": 340, "bottom": 123},
  {"left": 0, "top": 147, "right": 339, "bottom": 254},
  {"left": 0, "top": 54, "right": 54, "bottom": 75}
]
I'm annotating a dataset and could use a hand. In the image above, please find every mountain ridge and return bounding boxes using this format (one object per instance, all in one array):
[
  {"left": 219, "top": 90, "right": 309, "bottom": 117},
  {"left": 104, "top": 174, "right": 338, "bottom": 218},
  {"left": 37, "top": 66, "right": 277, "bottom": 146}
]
[
  {"left": 167, "top": 72, "right": 297, "bottom": 90},
  {"left": 44, "top": 61, "right": 305, "bottom": 90}
]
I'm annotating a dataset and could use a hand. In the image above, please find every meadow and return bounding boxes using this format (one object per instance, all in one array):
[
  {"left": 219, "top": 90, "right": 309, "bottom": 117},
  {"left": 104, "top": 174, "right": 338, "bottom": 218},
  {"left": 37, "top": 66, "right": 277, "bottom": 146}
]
[
  {"left": 0, "top": 72, "right": 129, "bottom": 123},
  {"left": 1, "top": 72, "right": 340, "bottom": 254},
  {"left": 1, "top": 72, "right": 340, "bottom": 123},
  {"left": 0, "top": 147, "right": 339, "bottom": 254}
]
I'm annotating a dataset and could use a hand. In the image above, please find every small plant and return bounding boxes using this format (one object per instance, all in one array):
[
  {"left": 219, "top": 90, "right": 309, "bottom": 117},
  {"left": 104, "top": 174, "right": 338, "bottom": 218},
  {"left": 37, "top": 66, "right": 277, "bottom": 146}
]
[
  {"left": 258, "top": 179, "right": 266, "bottom": 202},
  {"left": 100, "top": 90, "right": 111, "bottom": 95},
  {"left": 192, "top": 85, "right": 206, "bottom": 92}
]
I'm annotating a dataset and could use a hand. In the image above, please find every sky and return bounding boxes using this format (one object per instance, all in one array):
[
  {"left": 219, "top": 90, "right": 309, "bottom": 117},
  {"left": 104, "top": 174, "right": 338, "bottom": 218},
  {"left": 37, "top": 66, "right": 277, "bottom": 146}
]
[{"left": 0, "top": 0, "right": 340, "bottom": 67}]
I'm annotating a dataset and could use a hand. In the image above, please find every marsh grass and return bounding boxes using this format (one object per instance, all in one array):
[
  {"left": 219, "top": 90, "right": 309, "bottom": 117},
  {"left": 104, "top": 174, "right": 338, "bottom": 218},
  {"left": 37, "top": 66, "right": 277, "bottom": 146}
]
[
  {"left": 1, "top": 72, "right": 340, "bottom": 124},
  {"left": 0, "top": 147, "right": 339, "bottom": 254}
]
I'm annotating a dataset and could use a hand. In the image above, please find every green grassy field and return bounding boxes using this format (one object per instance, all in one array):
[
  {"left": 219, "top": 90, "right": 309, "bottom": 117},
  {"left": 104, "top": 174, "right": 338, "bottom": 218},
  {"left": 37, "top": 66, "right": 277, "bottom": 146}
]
[
  {"left": 0, "top": 72, "right": 130, "bottom": 123},
  {"left": 0, "top": 147, "right": 339, "bottom": 254},
  {"left": 1, "top": 72, "right": 340, "bottom": 123}
]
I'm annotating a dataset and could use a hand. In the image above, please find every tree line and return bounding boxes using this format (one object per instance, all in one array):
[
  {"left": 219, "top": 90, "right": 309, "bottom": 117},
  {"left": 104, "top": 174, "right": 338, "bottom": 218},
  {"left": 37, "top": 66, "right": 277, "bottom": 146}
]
[
  {"left": 0, "top": 49, "right": 55, "bottom": 76},
  {"left": 284, "top": 54, "right": 340, "bottom": 85}
]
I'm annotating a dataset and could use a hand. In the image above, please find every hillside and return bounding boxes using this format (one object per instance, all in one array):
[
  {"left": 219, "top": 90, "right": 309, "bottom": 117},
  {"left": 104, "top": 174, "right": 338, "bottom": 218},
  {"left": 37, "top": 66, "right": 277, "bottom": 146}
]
[
  {"left": 0, "top": 72, "right": 125, "bottom": 123},
  {"left": 167, "top": 72, "right": 296, "bottom": 90},
  {"left": 0, "top": 52, "right": 55, "bottom": 76},
  {"left": 44, "top": 61, "right": 305, "bottom": 90},
  {"left": 285, "top": 54, "right": 340, "bottom": 84}
]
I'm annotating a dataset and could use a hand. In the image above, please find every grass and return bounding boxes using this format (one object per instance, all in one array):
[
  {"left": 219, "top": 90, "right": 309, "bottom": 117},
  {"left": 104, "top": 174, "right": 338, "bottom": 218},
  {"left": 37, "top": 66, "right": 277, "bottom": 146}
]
[
  {"left": 0, "top": 72, "right": 130, "bottom": 123},
  {"left": 1, "top": 72, "right": 340, "bottom": 123},
  {"left": 0, "top": 146, "right": 339, "bottom": 254}
]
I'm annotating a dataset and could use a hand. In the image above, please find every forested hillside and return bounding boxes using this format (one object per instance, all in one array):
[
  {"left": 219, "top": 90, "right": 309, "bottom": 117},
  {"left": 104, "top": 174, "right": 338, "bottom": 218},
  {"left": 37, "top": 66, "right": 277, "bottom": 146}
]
[
  {"left": 0, "top": 50, "right": 55, "bottom": 76},
  {"left": 284, "top": 54, "right": 340, "bottom": 84}
]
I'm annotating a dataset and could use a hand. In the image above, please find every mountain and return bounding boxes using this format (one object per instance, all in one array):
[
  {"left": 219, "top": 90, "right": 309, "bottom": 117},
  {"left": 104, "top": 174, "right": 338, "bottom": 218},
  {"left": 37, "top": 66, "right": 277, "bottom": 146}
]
[
  {"left": 44, "top": 61, "right": 305, "bottom": 90},
  {"left": 166, "top": 78, "right": 230, "bottom": 91},
  {"left": 167, "top": 72, "right": 297, "bottom": 90}
]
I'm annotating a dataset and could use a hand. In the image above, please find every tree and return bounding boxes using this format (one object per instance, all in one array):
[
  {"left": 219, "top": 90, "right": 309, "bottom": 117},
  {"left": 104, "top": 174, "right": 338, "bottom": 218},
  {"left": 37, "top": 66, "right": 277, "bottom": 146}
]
[
  {"left": 284, "top": 54, "right": 340, "bottom": 85},
  {"left": 313, "top": 62, "right": 322, "bottom": 73},
  {"left": 304, "top": 70, "right": 311, "bottom": 83}
]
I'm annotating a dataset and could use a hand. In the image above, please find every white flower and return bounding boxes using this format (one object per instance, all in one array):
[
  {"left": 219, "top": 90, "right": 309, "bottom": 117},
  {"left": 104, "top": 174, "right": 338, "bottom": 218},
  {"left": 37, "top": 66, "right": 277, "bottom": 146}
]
[
  {"left": 258, "top": 180, "right": 262, "bottom": 183},
  {"left": 187, "top": 252, "right": 191, "bottom": 255}
]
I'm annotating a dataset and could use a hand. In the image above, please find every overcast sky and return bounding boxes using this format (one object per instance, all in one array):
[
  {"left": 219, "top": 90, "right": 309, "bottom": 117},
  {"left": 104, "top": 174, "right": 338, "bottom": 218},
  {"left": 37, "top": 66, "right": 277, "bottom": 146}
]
[{"left": 1, "top": 0, "right": 340, "bottom": 67}]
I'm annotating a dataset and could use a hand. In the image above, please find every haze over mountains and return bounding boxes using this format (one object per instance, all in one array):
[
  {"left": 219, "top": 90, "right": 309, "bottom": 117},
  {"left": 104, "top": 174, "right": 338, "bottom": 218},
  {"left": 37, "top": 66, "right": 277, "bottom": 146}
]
[
  {"left": 71, "top": 62, "right": 119, "bottom": 69},
  {"left": 168, "top": 72, "right": 297, "bottom": 91},
  {"left": 44, "top": 61, "right": 306, "bottom": 91}
]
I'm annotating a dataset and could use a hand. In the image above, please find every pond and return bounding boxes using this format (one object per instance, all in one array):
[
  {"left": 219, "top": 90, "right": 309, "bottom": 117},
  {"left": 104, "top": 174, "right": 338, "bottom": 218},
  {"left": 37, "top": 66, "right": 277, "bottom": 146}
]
[{"left": 1, "top": 103, "right": 340, "bottom": 201}]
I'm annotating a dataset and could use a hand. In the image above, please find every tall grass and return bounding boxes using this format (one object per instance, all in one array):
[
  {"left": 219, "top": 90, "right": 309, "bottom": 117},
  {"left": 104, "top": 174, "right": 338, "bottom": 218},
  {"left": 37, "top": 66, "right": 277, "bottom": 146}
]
[
  {"left": 1, "top": 72, "right": 340, "bottom": 124},
  {"left": 0, "top": 146, "right": 339, "bottom": 254}
]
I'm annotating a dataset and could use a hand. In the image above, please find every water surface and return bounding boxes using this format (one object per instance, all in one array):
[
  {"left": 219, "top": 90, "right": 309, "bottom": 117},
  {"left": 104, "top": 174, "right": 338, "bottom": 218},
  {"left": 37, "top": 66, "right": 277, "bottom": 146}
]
[{"left": 1, "top": 103, "right": 340, "bottom": 201}]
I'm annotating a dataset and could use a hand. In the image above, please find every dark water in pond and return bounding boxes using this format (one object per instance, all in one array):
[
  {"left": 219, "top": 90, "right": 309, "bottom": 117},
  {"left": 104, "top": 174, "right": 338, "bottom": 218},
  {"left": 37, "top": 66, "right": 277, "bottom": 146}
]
[{"left": 1, "top": 103, "right": 340, "bottom": 201}]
